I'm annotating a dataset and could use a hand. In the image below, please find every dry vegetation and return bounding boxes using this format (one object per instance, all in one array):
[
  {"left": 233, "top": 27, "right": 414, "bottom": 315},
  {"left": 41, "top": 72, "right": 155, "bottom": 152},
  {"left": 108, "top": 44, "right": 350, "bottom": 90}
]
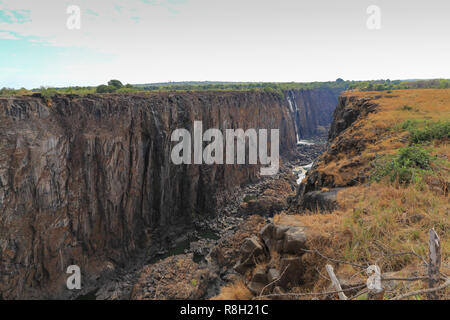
[
  {"left": 286, "top": 89, "right": 449, "bottom": 299},
  {"left": 316, "top": 89, "right": 450, "bottom": 187},
  {"left": 211, "top": 280, "right": 253, "bottom": 300},
  {"left": 215, "top": 89, "right": 449, "bottom": 300}
]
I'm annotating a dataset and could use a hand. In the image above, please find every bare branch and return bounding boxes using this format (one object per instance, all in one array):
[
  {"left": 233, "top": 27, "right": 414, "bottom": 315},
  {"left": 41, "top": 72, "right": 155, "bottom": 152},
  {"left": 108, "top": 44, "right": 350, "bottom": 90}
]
[
  {"left": 300, "top": 248, "right": 367, "bottom": 269},
  {"left": 258, "top": 264, "right": 290, "bottom": 297},
  {"left": 254, "top": 284, "right": 366, "bottom": 300},
  {"left": 325, "top": 264, "right": 348, "bottom": 300},
  {"left": 391, "top": 278, "right": 450, "bottom": 300}
]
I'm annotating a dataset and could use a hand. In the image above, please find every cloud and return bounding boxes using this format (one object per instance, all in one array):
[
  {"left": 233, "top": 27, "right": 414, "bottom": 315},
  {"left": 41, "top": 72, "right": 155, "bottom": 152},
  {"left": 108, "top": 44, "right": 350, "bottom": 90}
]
[
  {"left": 0, "top": 0, "right": 187, "bottom": 51},
  {"left": 0, "top": 8, "right": 31, "bottom": 24},
  {"left": 0, "top": 30, "right": 18, "bottom": 39}
]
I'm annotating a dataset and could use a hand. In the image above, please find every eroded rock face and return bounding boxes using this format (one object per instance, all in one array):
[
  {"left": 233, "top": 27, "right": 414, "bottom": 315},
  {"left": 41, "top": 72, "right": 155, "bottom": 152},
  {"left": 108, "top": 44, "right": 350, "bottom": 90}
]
[
  {"left": 294, "top": 95, "right": 379, "bottom": 211},
  {"left": 0, "top": 89, "right": 338, "bottom": 299},
  {"left": 233, "top": 221, "right": 309, "bottom": 296},
  {"left": 286, "top": 88, "right": 341, "bottom": 139}
]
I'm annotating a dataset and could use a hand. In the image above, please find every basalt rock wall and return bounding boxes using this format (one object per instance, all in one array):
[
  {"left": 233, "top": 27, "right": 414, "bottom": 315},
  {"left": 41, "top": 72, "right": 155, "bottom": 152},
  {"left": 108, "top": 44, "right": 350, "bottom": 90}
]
[{"left": 0, "top": 89, "right": 339, "bottom": 299}]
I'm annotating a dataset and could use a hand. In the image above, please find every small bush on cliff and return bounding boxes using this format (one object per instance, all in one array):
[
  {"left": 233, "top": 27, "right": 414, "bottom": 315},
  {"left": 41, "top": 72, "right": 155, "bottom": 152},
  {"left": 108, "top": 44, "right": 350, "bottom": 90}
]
[
  {"left": 409, "top": 121, "right": 450, "bottom": 144},
  {"left": 0, "top": 87, "right": 33, "bottom": 96},
  {"left": 40, "top": 87, "right": 58, "bottom": 100},
  {"left": 372, "top": 146, "right": 434, "bottom": 185},
  {"left": 395, "top": 119, "right": 450, "bottom": 143}
]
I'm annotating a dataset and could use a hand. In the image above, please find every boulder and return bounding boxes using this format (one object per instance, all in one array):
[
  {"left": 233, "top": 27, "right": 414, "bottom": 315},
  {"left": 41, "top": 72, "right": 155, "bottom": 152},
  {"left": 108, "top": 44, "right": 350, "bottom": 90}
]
[
  {"left": 272, "top": 286, "right": 285, "bottom": 300},
  {"left": 259, "top": 223, "right": 274, "bottom": 247},
  {"left": 247, "top": 281, "right": 266, "bottom": 296},
  {"left": 278, "top": 257, "right": 304, "bottom": 288},
  {"left": 247, "top": 267, "right": 269, "bottom": 295},
  {"left": 274, "top": 225, "right": 291, "bottom": 240},
  {"left": 234, "top": 237, "right": 266, "bottom": 275},
  {"left": 234, "top": 261, "right": 252, "bottom": 275},
  {"left": 267, "top": 268, "right": 280, "bottom": 283},
  {"left": 240, "top": 237, "right": 264, "bottom": 259},
  {"left": 301, "top": 188, "right": 342, "bottom": 212},
  {"left": 251, "top": 267, "right": 268, "bottom": 284},
  {"left": 282, "top": 227, "right": 307, "bottom": 254}
]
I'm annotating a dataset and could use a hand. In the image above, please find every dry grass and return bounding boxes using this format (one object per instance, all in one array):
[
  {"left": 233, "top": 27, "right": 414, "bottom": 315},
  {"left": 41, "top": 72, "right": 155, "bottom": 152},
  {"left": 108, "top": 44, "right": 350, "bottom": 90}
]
[
  {"left": 316, "top": 89, "right": 450, "bottom": 187},
  {"left": 274, "top": 89, "right": 450, "bottom": 299},
  {"left": 274, "top": 181, "right": 449, "bottom": 299},
  {"left": 212, "top": 280, "right": 253, "bottom": 300},
  {"left": 213, "top": 89, "right": 449, "bottom": 300}
]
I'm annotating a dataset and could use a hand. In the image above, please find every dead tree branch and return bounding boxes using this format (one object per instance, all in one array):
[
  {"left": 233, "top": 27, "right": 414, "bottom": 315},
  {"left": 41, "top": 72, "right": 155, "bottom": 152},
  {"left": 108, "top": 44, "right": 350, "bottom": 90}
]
[{"left": 391, "top": 278, "right": 450, "bottom": 300}]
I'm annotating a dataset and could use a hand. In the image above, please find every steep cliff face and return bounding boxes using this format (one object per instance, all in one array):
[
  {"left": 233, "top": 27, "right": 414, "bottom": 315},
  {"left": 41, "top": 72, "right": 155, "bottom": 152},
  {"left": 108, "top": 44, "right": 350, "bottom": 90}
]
[
  {"left": 0, "top": 89, "right": 339, "bottom": 299},
  {"left": 295, "top": 94, "right": 379, "bottom": 210},
  {"left": 286, "top": 88, "right": 341, "bottom": 139}
]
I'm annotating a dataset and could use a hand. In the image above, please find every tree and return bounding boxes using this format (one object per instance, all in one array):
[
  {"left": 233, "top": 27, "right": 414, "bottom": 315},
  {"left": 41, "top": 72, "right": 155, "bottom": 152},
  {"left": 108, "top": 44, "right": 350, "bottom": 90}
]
[
  {"left": 107, "top": 80, "right": 123, "bottom": 89},
  {"left": 96, "top": 85, "right": 116, "bottom": 93}
]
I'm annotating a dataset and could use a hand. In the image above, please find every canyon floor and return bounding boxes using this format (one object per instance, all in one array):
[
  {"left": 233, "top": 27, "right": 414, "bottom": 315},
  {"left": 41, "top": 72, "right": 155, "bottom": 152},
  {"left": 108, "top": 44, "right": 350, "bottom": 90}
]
[
  {"left": 76, "top": 141, "right": 327, "bottom": 300},
  {"left": 131, "top": 89, "right": 449, "bottom": 301}
]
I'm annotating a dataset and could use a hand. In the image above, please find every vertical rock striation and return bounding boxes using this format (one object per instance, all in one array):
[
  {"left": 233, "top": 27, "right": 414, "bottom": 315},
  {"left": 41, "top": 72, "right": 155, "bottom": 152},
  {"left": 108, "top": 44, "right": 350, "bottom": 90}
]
[
  {"left": 0, "top": 89, "right": 339, "bottom": 299},
  {"left": 285, "top": 88, "right": 341, "bottom": 139}
]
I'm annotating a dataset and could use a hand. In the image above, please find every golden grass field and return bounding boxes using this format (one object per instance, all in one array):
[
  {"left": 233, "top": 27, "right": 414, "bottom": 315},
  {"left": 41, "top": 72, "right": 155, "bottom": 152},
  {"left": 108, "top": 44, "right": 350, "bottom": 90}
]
[
  {"left": 285, "top": 89, "right": 449, "bottom": 299},
  {"left": 216, "top": 89, "right": 449, "bottom": 300}
]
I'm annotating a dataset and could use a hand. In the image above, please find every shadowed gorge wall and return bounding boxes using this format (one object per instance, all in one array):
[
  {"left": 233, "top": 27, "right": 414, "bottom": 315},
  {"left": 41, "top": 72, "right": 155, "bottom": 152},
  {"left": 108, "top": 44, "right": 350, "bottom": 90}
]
[
  {"left": 0, "top": 89, "right": 339, "bottom": 299},
  {"left": 286, "top": 88, "right": 341, "bottom": 139}
]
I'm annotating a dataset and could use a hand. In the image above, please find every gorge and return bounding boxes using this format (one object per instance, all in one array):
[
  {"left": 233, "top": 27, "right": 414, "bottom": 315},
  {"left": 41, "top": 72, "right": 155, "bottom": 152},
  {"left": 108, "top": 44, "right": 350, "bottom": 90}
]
[{"left": 0, "top": 88, "right": 340, "bottom": 299}]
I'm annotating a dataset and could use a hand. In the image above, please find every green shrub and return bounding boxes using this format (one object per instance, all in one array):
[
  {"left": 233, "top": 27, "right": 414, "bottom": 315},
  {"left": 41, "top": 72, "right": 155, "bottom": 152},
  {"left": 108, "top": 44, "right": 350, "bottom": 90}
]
[
  {"left": 396, "top": 146, "right": 432, "bottom": 169},
  {"left": 394, "top": 119, "right": 421, "bottom": 131},
  {"left": 372, "top": 146, "right": 434, "bottom": 185},
  {"left": 107, "top": 79, "right": 123, "bottom": 89},
  {"left": 409, "top": 121, "right": 450, "bottom": 144},
  {"left": 40, "top": 87, "right": 58, "bottom": 100},
  {"left": 400, "top": 105, "right": 413, "bottom": 111},
  {"left": 394, "top": 120, "right": 450, "bottom": 143}
]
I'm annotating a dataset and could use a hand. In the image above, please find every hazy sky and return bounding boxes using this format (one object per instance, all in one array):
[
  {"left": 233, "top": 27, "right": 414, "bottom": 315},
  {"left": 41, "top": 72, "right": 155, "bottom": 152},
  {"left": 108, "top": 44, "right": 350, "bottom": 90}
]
[{"left": 0, "top": 0, "right": 449, "bottom": 88}]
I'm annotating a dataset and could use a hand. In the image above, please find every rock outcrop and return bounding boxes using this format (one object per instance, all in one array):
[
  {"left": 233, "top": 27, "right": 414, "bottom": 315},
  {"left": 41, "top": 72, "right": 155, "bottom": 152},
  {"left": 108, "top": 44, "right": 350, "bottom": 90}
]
[
  {"left": 234, "top": 221, "right": 308, "bottom": 296},
  {"left": 294, "top": 95, "right": 379, "bottom": 211},
  {"left": 130, "top": 254, "right": 216, "bottom": 300}
]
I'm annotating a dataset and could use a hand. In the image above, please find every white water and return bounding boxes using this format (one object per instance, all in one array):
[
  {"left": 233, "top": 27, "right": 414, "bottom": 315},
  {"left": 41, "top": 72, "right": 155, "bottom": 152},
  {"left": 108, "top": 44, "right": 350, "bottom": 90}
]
[
  {"left": 293, "top": 162, "right": 314, "bottom": 184},
  {"left": 297, "top": 140, "right": 315, "bottom": 146},
  {"left": 287, "top": 92, "right": 302, "bottom": 145}
]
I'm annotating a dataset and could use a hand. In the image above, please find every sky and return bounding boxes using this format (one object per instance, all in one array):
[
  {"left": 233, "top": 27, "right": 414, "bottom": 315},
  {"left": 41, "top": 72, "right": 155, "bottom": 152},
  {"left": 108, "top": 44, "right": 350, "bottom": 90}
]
[{"left": 0, "top": 0, "right": 449, "bottom": 89}]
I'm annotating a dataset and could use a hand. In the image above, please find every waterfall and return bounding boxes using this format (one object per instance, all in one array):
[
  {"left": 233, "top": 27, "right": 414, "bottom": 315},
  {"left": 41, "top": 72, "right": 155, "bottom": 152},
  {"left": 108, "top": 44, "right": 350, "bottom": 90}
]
[{"left": 286, "top": 90, "right": 301, "bottom": 145}]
